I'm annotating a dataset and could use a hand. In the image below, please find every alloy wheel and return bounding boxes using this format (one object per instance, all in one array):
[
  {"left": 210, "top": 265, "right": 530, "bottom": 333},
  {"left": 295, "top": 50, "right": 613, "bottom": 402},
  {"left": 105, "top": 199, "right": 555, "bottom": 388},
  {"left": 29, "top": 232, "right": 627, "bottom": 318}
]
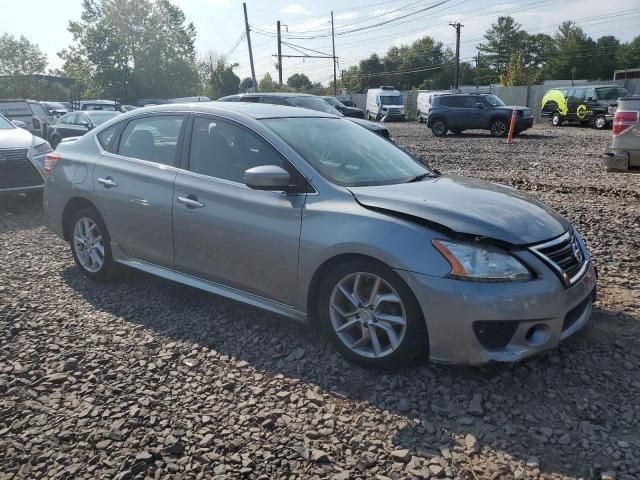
[
  {"left": 491, "top": 120, "right": 507, "bottom": 137},
  {"left": 73, "top": 217, "right": 105, "bottom": 273},
  {"left": 594, "top": 116, "right": 606, "bottom": 129},
  {"left": 432, "top": 121, "right": 446, "bottom": 136},
  {"left": 329, "top": 272, "right": 407, "bottom": 359}
]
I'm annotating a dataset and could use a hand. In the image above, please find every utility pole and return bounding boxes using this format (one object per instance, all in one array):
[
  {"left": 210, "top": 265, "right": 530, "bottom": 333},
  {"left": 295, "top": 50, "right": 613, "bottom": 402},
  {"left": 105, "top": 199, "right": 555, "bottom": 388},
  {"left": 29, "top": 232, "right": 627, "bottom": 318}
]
[
  {"left": 475, "top": 51, "right": 480, "bottom": 90},
  {"left": 243, "top": 3, "right": 257, "bottom": 91},
  {"left": 331, "top": 11, "right": 337, "bottom": 96},
  {"left": 277, "top": 21, "right": 283, "bottom": 85},
  {"left": 450, "top": 22, "right": 462, "bottom": 92}
]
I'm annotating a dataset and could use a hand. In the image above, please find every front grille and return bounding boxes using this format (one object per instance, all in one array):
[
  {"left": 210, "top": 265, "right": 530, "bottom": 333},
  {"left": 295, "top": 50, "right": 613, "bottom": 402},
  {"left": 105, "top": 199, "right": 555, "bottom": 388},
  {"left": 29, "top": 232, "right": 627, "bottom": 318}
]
[
  {"left": 530, "top": 231, "right": 587, "bottom": 287},
  {"left": 0, "top": 149, "right": 44, "bottom": 190},
  {"left": 473, "top": 320, "right": 519, "bottom": 350}
]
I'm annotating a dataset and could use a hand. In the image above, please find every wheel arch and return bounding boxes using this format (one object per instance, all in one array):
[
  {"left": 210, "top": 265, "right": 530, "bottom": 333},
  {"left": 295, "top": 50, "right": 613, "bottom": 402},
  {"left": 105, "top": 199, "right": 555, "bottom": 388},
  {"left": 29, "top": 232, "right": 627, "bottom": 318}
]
[
  {"left": 306, "top": 253, "right": 394, "bottom": 326},
  {"left": 62, "top": 196, "right": 100, "bottom": 241}
]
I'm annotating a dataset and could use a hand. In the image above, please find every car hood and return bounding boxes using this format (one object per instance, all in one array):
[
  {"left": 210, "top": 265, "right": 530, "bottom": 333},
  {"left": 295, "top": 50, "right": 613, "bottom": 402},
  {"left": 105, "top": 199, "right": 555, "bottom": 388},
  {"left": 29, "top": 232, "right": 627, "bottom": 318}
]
[
  {"left": 347, "top": 117, "right": 386, "bottom": 131},
  {"left": 348, "top": 175, "right": 570, "bottom": 245},
  {"left": 0, "top": 127, "right": 33, "bottom": 148}
]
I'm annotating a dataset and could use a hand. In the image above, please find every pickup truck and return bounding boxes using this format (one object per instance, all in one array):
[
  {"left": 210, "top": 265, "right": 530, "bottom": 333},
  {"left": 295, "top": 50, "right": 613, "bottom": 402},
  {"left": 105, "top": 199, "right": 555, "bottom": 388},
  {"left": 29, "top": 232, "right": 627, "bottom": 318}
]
[{"left": 602, "top": 96, "right": 640, "bottom": 171}]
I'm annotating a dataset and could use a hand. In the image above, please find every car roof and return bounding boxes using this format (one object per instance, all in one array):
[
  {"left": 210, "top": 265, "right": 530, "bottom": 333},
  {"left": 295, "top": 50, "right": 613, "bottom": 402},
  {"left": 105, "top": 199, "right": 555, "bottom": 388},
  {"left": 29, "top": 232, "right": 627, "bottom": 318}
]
[
  {"left": 122, "top": 101, "right": 337, "bottom": 119},
  {"left": 84, "top": 110, "right": 119, "bottom": 116},
  {"left": 226, "top": 92, "right": 316, "bottom": 98}
]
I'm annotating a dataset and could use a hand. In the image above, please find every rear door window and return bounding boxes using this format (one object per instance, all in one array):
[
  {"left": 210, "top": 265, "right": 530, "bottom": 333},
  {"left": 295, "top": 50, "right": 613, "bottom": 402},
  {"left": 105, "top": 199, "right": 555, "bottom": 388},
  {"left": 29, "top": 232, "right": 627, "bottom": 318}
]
[
  {"left": 117, "top": 115, "right": 185, "bottom": 166},
  {"left": 62, "top": 114, "right": 78, "bottom": 125},
  {"left": 29, "top": 103, "right": 47, "bottom": 116},
  {"left": 442, "top": 96, "right": 465, "bottom": 108}
]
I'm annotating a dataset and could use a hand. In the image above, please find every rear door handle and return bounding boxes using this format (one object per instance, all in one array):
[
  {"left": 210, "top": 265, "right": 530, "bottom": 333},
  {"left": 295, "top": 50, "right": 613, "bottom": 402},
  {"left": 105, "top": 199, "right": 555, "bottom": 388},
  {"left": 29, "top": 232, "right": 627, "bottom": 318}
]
[
  {"left": 177, "top": 195, "right": 205, "bottom": 209},
  {"left": 97, "top": 177, "right": 118, "bottom": 188}
]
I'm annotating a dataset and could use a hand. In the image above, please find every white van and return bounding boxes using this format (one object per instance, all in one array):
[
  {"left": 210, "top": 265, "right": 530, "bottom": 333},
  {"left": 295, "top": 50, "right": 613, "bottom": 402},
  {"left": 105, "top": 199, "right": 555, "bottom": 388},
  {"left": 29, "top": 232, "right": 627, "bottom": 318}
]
[
  {"left": 416, "top": 90, "right": 451, "bottom": 123},
  {"left": 0, "top": 98, "right": 49, "bottom": 138},
  {"left": 366, "top": 87, "right": 405, "bottom": 121}
]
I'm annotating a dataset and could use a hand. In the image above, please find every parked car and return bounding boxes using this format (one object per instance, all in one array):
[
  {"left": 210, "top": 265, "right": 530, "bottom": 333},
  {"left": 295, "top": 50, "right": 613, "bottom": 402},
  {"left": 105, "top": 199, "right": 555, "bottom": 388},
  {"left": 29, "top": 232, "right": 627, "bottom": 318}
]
[
  {"left": 602, "top": 95, "right": 640, "bottom": 171},
  {"left": 0, "top": 98, "right": 50, "bottom": 138},
  {"left": 541, "top": 85, "right": 629, "bottom": 129},
  {"left": 416, "top": 90, "right": 451, "bottom": 123},
  {"left": 321, "top": 96, "right": 365, "bottom": 118},
  {"left": 336, "top": 95, "right": 355, "bottom": 107},
  {"left": 136, "top": 99, "right": 170, "bottom": 107},
  {"left": 168, "top": 96, "right": 211, "bottom": 103},
  {"left": 366, "top": 86, "right": 405, "bottom": 121},
  {"left": 217, "top": 93, "right": 391, "bottom": 140},
  {"left": 0, "top": 113, "right": 52, "bottom": 195},
  {"left": 49, "top": 111, "right": 121, "bottom": 148},
  {"left": 77, "top": 100, "right": 122, "bottom": 112},
  {"left": 42, "top": 101, "right": 70, "bottom": 118},
  {"left": 426, "top": 94, "right": 533, "bottom": 137},
  {"left": 44, "top": 103, "right": 596, "bottom": 368}
]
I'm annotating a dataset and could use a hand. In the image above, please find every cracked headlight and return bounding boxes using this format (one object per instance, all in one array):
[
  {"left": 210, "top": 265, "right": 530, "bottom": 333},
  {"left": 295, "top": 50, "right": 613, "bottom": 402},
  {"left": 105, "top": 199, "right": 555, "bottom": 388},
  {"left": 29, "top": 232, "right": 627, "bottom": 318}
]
[{"left": 433, "top": 239, "right": 532, "bottom": 282}]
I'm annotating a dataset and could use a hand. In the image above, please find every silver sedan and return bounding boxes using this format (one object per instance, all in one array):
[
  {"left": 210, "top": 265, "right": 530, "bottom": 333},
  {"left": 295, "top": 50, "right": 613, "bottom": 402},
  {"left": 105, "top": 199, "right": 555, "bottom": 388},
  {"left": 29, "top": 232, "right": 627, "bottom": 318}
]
[{"left": 43, "top": 103, "right": 596, "bottom": 368}]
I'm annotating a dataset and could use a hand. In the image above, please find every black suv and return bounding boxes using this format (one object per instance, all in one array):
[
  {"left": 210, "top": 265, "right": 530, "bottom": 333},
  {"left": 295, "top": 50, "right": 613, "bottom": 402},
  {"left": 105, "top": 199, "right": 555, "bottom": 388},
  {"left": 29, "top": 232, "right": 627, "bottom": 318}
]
[
  {"left": 426, "top": 94, "right": 533, "bottom": 137},
  {"left": 217, "top": 93, "right": 390, "bottom": 140}
]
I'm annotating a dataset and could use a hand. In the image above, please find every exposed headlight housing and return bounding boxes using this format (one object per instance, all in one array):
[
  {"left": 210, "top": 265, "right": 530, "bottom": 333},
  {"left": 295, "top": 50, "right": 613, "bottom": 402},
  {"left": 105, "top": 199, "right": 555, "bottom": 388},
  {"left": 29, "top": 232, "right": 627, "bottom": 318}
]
[
  {"left": 608, "top": 106, "right": 617, "bottom": 115},
  {"left": 433, "top": 239, "right": 532, "bottom": 282},
  {"left": 32, "top": 141, "right": 53, "bottom": 156}
]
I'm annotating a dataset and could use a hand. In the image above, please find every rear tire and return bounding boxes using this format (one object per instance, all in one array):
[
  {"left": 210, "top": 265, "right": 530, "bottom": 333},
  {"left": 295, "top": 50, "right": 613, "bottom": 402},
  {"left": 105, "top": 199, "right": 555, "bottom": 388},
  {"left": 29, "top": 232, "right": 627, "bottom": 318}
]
[
  {"left": 416, "top": 110, "right": 424, "bottom": 123},
  {"left": 593, "top": 115, "right": 607, "bottom": 129},
  {"left": 318, "top": 258, "right": 427, "bottom": 370},
  {"left": 69, "top": 207, "right": 116, "bottom": 281},
  {"left": 50, "top": 135, "right": 60, "bottom": 149},
  {"left": 430, "top": 119, "right": 447, "bottom": 137},
  {"left": 490, "top": 119, "right": 508, "bottom": 137}
]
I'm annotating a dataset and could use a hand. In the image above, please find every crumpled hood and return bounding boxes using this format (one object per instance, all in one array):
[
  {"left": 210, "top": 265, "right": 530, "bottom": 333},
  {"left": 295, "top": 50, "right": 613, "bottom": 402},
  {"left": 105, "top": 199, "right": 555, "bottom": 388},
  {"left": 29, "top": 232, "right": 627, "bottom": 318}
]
[
  {"left": 348, "top": 175, "right": 570, "bottom": 245},
  {"left": 0, "top": 127, "right": 34, "bottom": 149}
]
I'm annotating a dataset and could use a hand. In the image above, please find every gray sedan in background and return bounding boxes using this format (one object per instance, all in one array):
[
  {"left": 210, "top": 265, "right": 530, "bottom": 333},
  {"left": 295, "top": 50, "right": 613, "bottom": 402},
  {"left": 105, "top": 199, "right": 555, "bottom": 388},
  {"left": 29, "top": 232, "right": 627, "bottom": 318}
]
[{"left": 43, "top": 103, "right": 596, "bottom": 368}]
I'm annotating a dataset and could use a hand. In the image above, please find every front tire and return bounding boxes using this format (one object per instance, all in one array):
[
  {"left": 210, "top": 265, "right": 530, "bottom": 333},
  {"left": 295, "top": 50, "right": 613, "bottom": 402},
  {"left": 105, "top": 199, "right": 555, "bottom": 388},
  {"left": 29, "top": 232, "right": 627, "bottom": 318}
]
[
  {"left": 490, "top": 119, "right": 508, "bottom": 137},
  {"left": 416, "top": 110, "right": 424, "bottom": 123},
  {"left": 551, "top": 112, "right": 562, "bottom": 126},
  {"left": 318, "top": 259, "right": 427, "bottom": 369},
  {"left": 430, "top": 119, "right": 447, "bottom": 137},
  {"left": 69, "top": 207, "right": 116, "bottom": 281}
]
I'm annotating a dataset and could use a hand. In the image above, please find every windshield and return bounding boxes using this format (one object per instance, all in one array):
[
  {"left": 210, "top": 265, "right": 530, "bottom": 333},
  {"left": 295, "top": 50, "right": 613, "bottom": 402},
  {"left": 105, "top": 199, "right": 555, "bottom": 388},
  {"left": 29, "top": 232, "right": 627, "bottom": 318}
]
[
  {"left": 324, "top": 97, "right": 345, "bottom": 108},
  {"left": 380, "top": 95, "right": 403, "bottom": 106},
  {"left": 289, "top": 96, "right": 342, "bottom": 116},
  {"left": 0, "top": 115, "right": 14, "bottom": 129},
  {"left": 483, "top": 95, "right": 505, "bottom": 107},
  {"left": 263, "top": 117, "right": 430, "bottom": 187},
  {"left": 88, "top": 112, "right": 119, "bottom": 125},
  {"left": 595, "top": 87, "right": 629, "bottom": 101}
]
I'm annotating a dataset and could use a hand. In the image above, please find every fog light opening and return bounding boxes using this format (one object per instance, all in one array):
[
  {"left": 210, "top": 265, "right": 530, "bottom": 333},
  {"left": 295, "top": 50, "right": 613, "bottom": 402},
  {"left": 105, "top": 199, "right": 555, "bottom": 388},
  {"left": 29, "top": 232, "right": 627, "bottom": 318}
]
[{"left": 524, "top": 323, "right": 550, "bottom": 347}]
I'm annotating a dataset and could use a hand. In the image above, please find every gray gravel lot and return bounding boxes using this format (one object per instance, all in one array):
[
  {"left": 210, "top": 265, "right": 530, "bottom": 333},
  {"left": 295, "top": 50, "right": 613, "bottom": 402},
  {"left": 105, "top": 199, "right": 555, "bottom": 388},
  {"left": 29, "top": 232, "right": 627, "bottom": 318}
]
[{"left": 1, "top": 123, "right": 639, "bottom": 480}]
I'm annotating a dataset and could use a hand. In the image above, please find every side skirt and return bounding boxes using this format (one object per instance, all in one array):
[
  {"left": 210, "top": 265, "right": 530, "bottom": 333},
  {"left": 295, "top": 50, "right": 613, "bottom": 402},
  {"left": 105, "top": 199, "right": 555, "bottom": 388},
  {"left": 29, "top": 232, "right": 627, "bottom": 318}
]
[{"left": 111, "top": 243, "right": 308, "bottom": 323}]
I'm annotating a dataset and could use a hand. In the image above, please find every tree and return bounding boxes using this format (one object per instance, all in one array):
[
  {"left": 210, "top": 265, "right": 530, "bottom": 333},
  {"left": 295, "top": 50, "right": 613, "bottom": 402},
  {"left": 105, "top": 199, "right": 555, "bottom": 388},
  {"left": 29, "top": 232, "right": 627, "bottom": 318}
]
[
  {"left": 239, "top": 77, "right": 254, "bottom": 92},
  {"left": 478, "top": 16, "right": 525, "bottom": 78},
  {"left": 287, "top": 73, "right": 312, "bottom": 91},
  {"left": 58, "top": 0, "right": 200, "bottom": 102},
  {"left": 500, "top": 51, "right": 533, "bottom": 86},
  {"left": 358, "top": 54, "right": 385, "bottom": 90},
  {"left": 0, "top": 34, "right": 47, "bottom": 75},
  {"left": 207, "top": 59, "right": 240, "bottom": 99},
  {"left": 547, "top": 21, "right": 596, "bottom": 80},
  {"left": 617, "top": 35, "right": 640, "bottom": 70}
]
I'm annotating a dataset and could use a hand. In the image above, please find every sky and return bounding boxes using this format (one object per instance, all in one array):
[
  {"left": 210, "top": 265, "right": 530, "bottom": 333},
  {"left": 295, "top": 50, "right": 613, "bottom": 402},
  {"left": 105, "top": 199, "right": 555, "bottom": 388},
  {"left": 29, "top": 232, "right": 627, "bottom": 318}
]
[{"left": 1, "top": 0, "right": 639, "bottom": 85}]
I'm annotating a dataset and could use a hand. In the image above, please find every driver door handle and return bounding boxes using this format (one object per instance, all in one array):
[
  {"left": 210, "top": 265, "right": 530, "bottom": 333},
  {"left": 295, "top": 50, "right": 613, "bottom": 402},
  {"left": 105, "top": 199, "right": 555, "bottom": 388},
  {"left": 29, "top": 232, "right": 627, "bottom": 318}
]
[
  {"left": 177, "top": 195, "right": 205, "bottom": 209},
  {"left": 97, "top": 177, "right": 118, "bottom": 188}
]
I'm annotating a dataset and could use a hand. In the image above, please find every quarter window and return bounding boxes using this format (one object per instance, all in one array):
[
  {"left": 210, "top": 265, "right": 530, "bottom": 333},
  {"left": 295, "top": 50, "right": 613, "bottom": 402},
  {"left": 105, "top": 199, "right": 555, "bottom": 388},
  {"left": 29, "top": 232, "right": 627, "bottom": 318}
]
[
  {"left": 117, "top": 115, "right": 184, "bottom": 165},
  {"left": 188, "top": 116, "right": 283, "bottom": 183},
  {"left": 62, "top": 114, "right": 78, "bottom": 125},
  {"left": 97, "top": 123, "right": 122, "bottom": 150}
]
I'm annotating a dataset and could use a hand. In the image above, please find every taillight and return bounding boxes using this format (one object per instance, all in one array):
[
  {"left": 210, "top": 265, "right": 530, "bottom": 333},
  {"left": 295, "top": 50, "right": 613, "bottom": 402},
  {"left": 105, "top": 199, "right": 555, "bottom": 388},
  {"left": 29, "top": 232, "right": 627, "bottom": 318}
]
[
  {"left": 44, "top": 152, "right": 61, "bottom": 176},
  {"left": 33, "top": 118, "right": 41, "bottom": 130},
  {"left": 612, "top": 111, "right": 639, "bottom": 135}
]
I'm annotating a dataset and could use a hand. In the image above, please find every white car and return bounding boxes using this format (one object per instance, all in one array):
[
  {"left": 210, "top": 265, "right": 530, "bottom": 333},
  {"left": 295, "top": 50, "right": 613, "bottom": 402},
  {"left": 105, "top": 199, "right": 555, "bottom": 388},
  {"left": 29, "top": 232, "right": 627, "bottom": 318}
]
[
  {"left": 0, "top": 113, "right": 52, "bottom": 195},
  {"left": 365, "top": 86, "right": 405, "bottom": 121}
]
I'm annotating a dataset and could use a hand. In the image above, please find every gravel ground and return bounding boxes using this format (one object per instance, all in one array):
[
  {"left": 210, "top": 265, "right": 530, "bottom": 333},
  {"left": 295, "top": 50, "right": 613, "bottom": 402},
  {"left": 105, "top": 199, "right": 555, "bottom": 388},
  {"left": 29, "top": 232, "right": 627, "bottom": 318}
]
[{"left": 1, "top": 123, "right": 639, "bottom": 480}]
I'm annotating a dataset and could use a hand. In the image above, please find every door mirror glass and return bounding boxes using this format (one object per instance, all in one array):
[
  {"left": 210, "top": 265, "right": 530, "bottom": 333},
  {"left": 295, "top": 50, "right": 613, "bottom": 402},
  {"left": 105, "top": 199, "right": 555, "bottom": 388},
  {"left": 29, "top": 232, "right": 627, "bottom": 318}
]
[{"left": 245, "top": 165, "right": 291, "bottom": 191}]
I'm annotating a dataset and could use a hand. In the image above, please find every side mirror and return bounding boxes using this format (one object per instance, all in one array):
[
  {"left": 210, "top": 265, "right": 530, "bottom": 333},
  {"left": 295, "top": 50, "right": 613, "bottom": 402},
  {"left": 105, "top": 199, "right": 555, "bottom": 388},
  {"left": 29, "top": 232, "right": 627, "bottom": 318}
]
[
  {"left": 79, "top": 121, "right": 91, "bottom": 129},
  {"left": 587, "top": 96, "right": 595, "bottom": 102},
  {"left": 244, "top": 165, "right": 291, "bottom": 191}
]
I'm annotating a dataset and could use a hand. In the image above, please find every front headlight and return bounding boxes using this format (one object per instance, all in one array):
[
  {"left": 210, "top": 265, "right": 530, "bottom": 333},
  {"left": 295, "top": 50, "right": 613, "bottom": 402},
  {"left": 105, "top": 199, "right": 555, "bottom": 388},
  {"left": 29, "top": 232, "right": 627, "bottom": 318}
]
[
  {"left": 433, "top": 239, "right": 532, "bottom": 282},
  {"left": 32, "top": 141, "right": 53, "bottom": 156},
  {"left": 608, "top": 106, "right": 617, "bottom": 115}
]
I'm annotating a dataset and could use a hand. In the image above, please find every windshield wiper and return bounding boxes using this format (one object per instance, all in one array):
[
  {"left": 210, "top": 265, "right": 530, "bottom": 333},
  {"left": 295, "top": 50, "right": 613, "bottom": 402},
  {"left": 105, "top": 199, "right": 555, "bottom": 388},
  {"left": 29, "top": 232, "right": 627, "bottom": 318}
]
[{"left": 406, "top": 173, "right": 432, "bottom": 183}]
